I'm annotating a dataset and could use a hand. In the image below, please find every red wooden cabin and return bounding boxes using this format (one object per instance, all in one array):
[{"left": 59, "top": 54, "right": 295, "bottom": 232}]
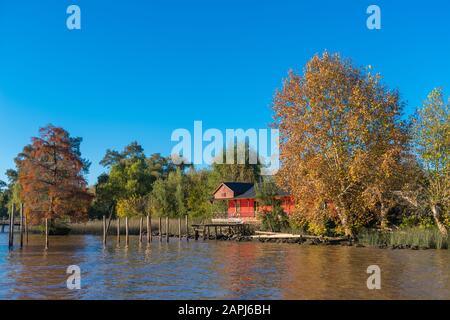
[{"left": 212, "top": 182, "right": 294, "bottom": 221}]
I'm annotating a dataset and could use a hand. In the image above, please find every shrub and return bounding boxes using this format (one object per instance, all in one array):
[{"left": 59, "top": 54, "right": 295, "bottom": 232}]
[
  {"left": 400, "top": 214, "right": 437, "bottom": 230},
  {"left": 258, "top": 206, "right": 289, "bottom": 232}
]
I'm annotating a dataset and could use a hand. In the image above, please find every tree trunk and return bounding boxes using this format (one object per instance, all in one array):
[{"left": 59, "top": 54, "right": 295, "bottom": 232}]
[
  {"left": 105, "top": 204, "right": 115, "bottom": 240},
  {"left": 45, "top": 218, "right": 49, "bottom": 250},
  {"left": 185, "top": 215, "right": 189, "bottom": 241},
  {"left": 159, "top": 217, "right": 162, "bottom": 242},
  {"left": 102, "top": 215, "right": 106, "bottom": 247},
  {"left": 125, "top": 216, "right": 129, "bottom": 248},
  {"left": 147, "top": 215, "right": 152, "bottom": 243},
  {"left": 380, "top": 204, "right": 389, "bottom": 230},
  {"left": 431, "top": 204, "right": 448, "bottom": 236},
  {"left": 337, "top": 210, "right": 353, "bottom": 238},
  {"left": 116, "top": 217, "right": 120, "bottom": 247},
  {"left": 8, "top": 203, "right": 14, "bottom": 249},
  {"left": 166, "top": 216, "right": 169, "bottom": 242},
  {"left": 25, "top": 212, "right": 29, "bottom": 243},
  {"left": 139, "top": 217, "right": 143, "bottom": 245},
  {"left": 19, "top": 203, "right": 24, "bottom": 248}
]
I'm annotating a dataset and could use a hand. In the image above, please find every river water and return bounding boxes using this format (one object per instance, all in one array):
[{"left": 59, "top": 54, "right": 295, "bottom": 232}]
[{"left": 0, "top": 233, "right": 449, "bottom": 299}]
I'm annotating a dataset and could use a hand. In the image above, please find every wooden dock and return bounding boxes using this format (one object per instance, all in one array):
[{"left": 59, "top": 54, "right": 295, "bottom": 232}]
[
  {"left": 191, "top": 220, "right": 251, "bottom": 240},
  {"left": 0, "top": 219, "right": 20, "bottom": 232},
  {"left": 251, "top": 231, "right": 349, "bottom": 244},
  {"left": 252, "top": 231, "right": 302, "bottom": 239}
]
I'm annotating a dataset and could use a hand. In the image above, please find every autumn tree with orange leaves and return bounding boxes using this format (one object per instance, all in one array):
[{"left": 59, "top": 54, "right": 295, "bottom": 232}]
[
  {"left": 273, "top": 52, "right": 410, "bottom": 236},
  {"left": 16, "top": 125, "right": 93, "bottom": 225}
]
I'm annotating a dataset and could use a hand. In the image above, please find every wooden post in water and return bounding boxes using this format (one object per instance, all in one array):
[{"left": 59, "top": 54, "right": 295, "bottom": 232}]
[
  {"left": 158, "top": 217, "right": 162, "bottom": 242},
  {"left": 8, "top": 204, "right": 11, "bottom": 239},
  {"left": 194, "top": 228, "right": 199, "bottom": 241},
  {"left": 165, "top": 216, "right": 169, "bottom": 242},
  {"left": 45, "top": 218, "right": 49, "bottom": 250},
  {"left": 203, "top": 225, "right": 206, "bottom": 240},
  {"left": 19, "top": 203, "right": 24, "bottom": 248},
  {"left": 105, "top": 204, "right": 115, "bottom": 239},
  {"left": 139, "top": 217, "right": 143, "bottom": 245},
  {"left": 125, "top": 216, "right": 129, "bottom": 248},
  {"left": 185, "top": 215, "right": 189, "bottom": 242},
  {"left": 147, "top": 215, "right": 152, "bottom": 243},
  {"left": 11, "top": 204, "right": 15, "bottom": 246},
  {"left": 25, "top": 211, "right": 29, "bottom": 244},
  {"left": 8, "top": 204, "right": 11, "bottom": 246},
  {"left": 178, "top": 217, "right": 182, "bottom": 240},
  {"left": 116, "top": 218, "right": 120, "bottom": 247},
  {"left": 207, "top": 226, "right": 210, "bottom": 240},
  {"left": 8, "top": 203, "right": 14, "bottom": 249},
  {"left": 102, "top": 215, "right": 107, "bottom": 247},
  {"left": 215, "top": 226, "right": 218, "bottom": 240}
]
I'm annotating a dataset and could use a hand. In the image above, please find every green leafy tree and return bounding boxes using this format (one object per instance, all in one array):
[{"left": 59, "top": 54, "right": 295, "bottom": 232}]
[
  {"left": 410, "top": 88, "right": 450, "bottom": 235},
  {"left": 149, "top": 168, "right": 187, "bottom": 217},
  {"left": 0, "top": 169, "right": 22, "bottom": 219},
  {"left": 3, "top": 169, "right": 22, "bottom": 211},
  {"left": 146, "top": 153, "right": 177, "bottom": 180},
  {"left": 186, "top": 169, "right": 216, "bottom": 219},
  {"left": 149, "top": 178, "right": 171, "bottom": 217},
  {"left": 0, "top": 180, "right": 8, "bottom": 219},
  {"left": 255, "top": 179, "right": 289, "bottom": 232},
  {"left": 89, "top": 173, "right": 114, "bottom": 219},
  {"left": 94, "top": 143, "right": 175, "bottom": 218},
  {"left": 209, "top": 142, "right": 261, "bottom": 187},
  {"left": 116, "top": 195, "right": 148, "bottom": 218}
]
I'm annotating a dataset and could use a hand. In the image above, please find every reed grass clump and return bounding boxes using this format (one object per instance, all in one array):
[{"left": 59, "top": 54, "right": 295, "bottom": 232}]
[
  {"left": 358, "top": 227, "right": 449, "bottom": 249},
  {"left": 68, "top": 217, "right": 202, "bottom": 235}
]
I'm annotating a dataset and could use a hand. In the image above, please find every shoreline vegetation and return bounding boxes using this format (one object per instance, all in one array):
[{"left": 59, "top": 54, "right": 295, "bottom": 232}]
[
  {"left": 1, "top": 51, "right": 449, "bottom": 250},
  {"left": 24, "top": 219, "right": 449, "bottom": 250},
  {"left": 358, "top": 227, "right": 449, "bottom": 250}
]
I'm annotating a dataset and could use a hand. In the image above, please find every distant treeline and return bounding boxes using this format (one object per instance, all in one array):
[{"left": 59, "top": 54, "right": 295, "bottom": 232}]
[
  {"left": 0, "top": 128, "right": 261, "bottom": 223},
  {"left": 90, "top": 141, "right": 260, "bottom": 220}
]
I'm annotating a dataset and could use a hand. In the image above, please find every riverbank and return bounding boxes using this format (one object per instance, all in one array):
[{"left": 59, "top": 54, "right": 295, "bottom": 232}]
[
  {"left": 231, "top": 227, "right": 449, "bottom": 250},
  {"left": 358, "top": 227, "right": 449, "bottom": 250},
  {"left": 24, "top": 220, "right": 449, "bottom": 250}
]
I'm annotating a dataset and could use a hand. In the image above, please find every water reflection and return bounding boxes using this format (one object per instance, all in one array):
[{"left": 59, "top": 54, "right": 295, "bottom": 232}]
[{"left": 0, "top": 233, "right": 449, "bottom": 299}]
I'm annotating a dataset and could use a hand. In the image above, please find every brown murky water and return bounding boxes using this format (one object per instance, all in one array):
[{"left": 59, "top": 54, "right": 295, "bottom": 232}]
[{"left": 0, "top": 233, "right": 449, "bottom": 299}]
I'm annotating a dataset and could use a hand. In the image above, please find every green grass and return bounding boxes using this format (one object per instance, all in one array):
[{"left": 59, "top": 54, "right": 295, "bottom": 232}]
[{"left": 358, "top": 227, "right": 449, "bottom": 249}]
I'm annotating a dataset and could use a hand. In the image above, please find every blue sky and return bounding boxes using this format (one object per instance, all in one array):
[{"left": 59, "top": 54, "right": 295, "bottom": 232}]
[{"left": 0, "top": 0, "right": 449, "bottom": 184}]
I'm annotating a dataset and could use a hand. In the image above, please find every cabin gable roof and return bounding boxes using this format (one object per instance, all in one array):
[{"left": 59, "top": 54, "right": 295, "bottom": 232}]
[
  {"left": 233, "top": 184, "right": 290, "bottom": 199},
  {"left": 213, "top": 182, "right": 290, "bottom": 200},
  {"left": 212, "top": 182, "right": 254, "bottom": 199}
]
